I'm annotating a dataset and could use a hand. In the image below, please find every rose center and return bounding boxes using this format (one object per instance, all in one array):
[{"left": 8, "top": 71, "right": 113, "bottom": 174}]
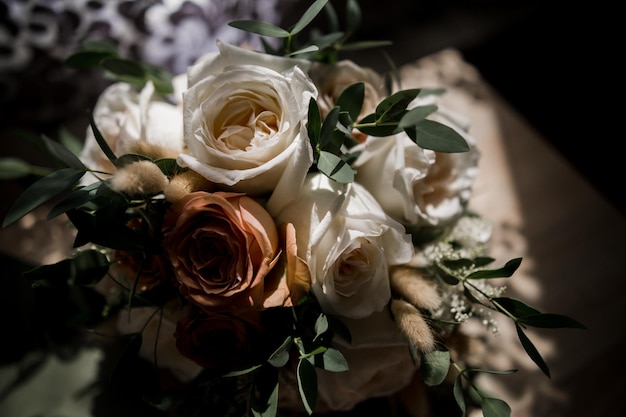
[{"left": 333, "top": 237, "right": 377, "bottom": 297}]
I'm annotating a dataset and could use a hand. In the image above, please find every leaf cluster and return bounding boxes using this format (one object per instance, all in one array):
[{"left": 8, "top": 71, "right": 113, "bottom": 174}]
[{"left": 64, "top": 39, "right": 174, "bottom": 94}]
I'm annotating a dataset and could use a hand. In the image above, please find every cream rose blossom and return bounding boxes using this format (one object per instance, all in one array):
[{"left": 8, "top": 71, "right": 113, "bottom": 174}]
[
  {"left": 79, "top": 76, "right": 186, "bottom": 185},
  {"left": 352, "top": 96, "right": 480, "bottom": 230},
  {"left": 309, "top": 60, "right": 387, "bottom": 143},
  {"left": 178, "top": 40, "right": 317, "bottom": 214},
  {"left": 274, "top": 173, "right": 413, "bottom": 319}
]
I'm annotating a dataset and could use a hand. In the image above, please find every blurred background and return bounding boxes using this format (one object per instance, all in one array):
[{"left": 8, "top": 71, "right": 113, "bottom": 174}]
[{"left": 0, "top": 0, "right": 622, "bottom": 416}]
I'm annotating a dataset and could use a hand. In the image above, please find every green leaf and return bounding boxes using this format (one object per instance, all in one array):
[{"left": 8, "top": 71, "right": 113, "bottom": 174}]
[
  {"left": 515, "top": 323, "right": 550, "bottom": 378},
  {"left": 47, "top": 181, "right": 107, "bottom": 219},
  {"left": 493, "top": 297, "right": 541, "bottom": 319},
  {"left": 297, "top": 358, "right": 317, "bottom": 415},
  {"left": 421, "top": 349, "right": 450, "bottom": 386},
  {"left": 251, "top": 380, "right": 279, "bottom": 417},
  {"left": 268, "top": 336, "right": 293, "bottom": 368},
  {"left": 228, "top": 20, "right": 290, "bottom": 38},
  {"left": 335, "top": 82, "right": 364, "bottom": 122},
  {"left": 223, "top": 364, "right": 263, "bottom": 377},
  {"left": 453, "top": 376, "right": 467, "bottom": 416},
  {"left": 64, "top": 50, "right": 118, "bottom": 69},
  {"left": 154, "top": 158, "right": 181, "bottom": 177},
  {"left": 144, "top": 64, "right": 174, "bottom": 95},
  {"left": 317, "top": 151, "right": 354, "bottom": 183},
  {"left": 355, "top": 113, "right": 399, "bottom": 137},
  {"left": 58, "top": 126, "right": 84, "bottom": 156},
  {"left": 405, "top": 119, "right": 470, "bottom": 153},
  {"left": 467, "top": 258, "right": 522, "bottom": 279},
  {"left": 2, "top": 167, "right": 85, "bottom": 228},
  {"left": 345, "top": 0, "right": 362, "bottom": 34},
  {"left": 375, "top": 89, "right": 420, "bottom": 122},
  {"left": 318, "top": 107, "right": 340, "bottom": 150},
  {"left": 41, "top": 135, "right": 87, "bottom": 170},
  {"left": 340, "top": 40, "right": 394, "bottom": 51},
  {"left": 101, "top": 57, "right": 146, "bottom": 79},
  {"left": 287, "top": 44, "right": 320, "bottom": 56},
  {"left": 308, "top": 32, "right": 344, "bottom": 50},
  {"left": 0, "top": 158, "right": 35, "bottom": 179},
  {"left": 517, "top": 313, "right": 586, "bottom": 329},
  {"left": 314, "top": 314, "right": 329, "bottom": 340},
  {"left": 66, "top": 209, "right": 145, "bottom": 251},
  {"left": 291, "top": 0, "right": 329, "bottom": 35},
  {"left": 87, "top": 111, "right": 117, "bottom": 164},
  {"left": 398, "top": 105, "right": 438, "bottom": 129},
  {"left": 318, "top": 347, "right": 349, "bottom": 372},
  {"left": 22, "top": 249, "right": 109, "bottom": 287},
  {"left": 433, "top": 263, "right": 460, "bottom": 285},
  {"left": 481, "top": 397, "right": 511, "bottom": 417},
  {"left": 307, "top": 98, "right": 322, "bottom": 149}
]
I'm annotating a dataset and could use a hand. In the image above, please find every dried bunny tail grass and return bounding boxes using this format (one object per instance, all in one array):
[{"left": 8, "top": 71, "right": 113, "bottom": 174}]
[
  {"left": 121, "top": 141, "right": 180, "bottom": 160},
  {"left": 390, "top": 265, "right": 442, "bottom": 311},
  {"left": 109, "top": 160, "right": 168, "bottom": 196},
  {"left": 164, "top": 170, "right": 215, "bottom": 203},
  {"left": 391, "top": 299, "right": 436, "bottom": 353}
]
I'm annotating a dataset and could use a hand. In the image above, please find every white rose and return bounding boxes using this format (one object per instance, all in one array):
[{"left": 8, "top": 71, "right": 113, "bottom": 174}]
[
  {"left": 352, "top": 97, "right": 480, "bottom": 230},
  {"left": 278, "top": 311, "right": 416, "bottom": 413},
  {"left": 274, "top": 173, "right": 413, "bottom": 319},
  {"left": 79, "top": 76, "right": 186, "bottom": 185},
  {"left": 178, "top": 40, "right": 317, "bottom": 214},
  {"left": 309, "top": 60, "right": 387, "bottom": 143}
]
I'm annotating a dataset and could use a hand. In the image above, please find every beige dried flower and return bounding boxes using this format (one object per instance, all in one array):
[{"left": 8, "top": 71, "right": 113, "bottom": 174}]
[
  {"left": 390, "top": 299, "right": 436, "bottom": 353},
  {"left": 109, "top": 160, "right": 168, "bottom": 196},
  {"left": 164, "top": 170, "right": 215, "bottom": 203},
  {"left": 390, "top": 265, "right": 442, "bottom": 311}
]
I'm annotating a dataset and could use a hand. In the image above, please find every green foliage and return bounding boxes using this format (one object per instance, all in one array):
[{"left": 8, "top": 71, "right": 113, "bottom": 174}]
[
  {"left": 421, "top": 349, "right": 451, "bottom": 386},
  {"left": 65, "top": 40, "right": 174, "bottom": 94}
]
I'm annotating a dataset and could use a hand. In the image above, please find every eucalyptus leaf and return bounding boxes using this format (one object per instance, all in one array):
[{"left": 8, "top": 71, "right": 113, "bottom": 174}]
[
  {"left": 0, "top": 158, "right": 35, "bottom": 179},
  {"left": 405, "top": 119, "right": 469, "bottom": 153},
  {"left": 335, "top": 82, "right": 364, "bottom": 122},
  {"left": 345, "top": 0, "right": 362, "bottom": 34},
  {"left": 22, "top": 249, "right": 109, "bottom": 287},
  {"left": 318, "top": 347, "right": 349, "bottom": 372},
  {"left": 467, "top": 258, "right": 522, "bottom": 279},
  {"left": 318, "top": 107, "right": 340, "bottom": 149},
  {"left": 421, "top": 349, "right": 450, "bottom": 386},
  {"left": 154, "top": 158, "right": 181, "bottom": 177},
  {"left": 144, "top": 64, "right": 174, "bottom": 95},
  {"left": 515, "top": 323, "right": 550, "bottom": 378},
  {"left": 58, "top": 126, "right": 84, "bottom": 156},
  {"left": 356, "top": 113, "right": 401, "bottom": 137},
  {"left": 317, "top": 151, "right": 354, "bottom": 183},
  {"left": 47, "top": 181, "right": 107, "bottom": 219},
  {"left": 88, "top": 111, "right": 117, "bottom": 163},
  {"left": 314, "top": 314, "right": 329, "bottom": 340},
  {"left": 101, "top": 57, "right": 146, "bottom": 78},
  {"left": 433, "top": 263, "right": 460, "bottom": 285},
  {"left": 453, "top": 376, "right": 467, "bottom": 416},
  {"left": 340, "top": 40, "right": 394, "bottom": 51},
  {"left": 493, "top": 297, "right": 541, "bottom": 319},
  {"left": 251, "top": 380, "right": 279, "bottom": 417},
  {"left": 228, "top": 20, "right": 290, "bottom": 38},
  {"left": 268, "top": 336, "right": 293, "bottom": 368},
  {"left": 297, "top": 359, "right": 317, "bottom": 415},
  {"left": 308, "top": 32, "right": 345, "bottom": 50},
  {"left": 481, "top": 397, "right": 511, "bottom": 417},
  {"left": 291, "top": 0, "right": 329, "bottom": 35},
  {"left": 2, "top": 167, "right": 85, "bottom": 228},
  {"left": 307, "top": 98, "right": 322, "bottom": 149},
  {"left": 398, "top": 104, "right": 438, "bottom": 129},
  {"left": 375, "top": 89, "right": 420, "bottom": 121},
  {"left": 287, "top": 44, "right": 320, "bottom": 56},
  {"left": 64, "top": 50, "right": 117, "bottom": 69},
  {"left": 41, "top": 135, "right": 87, "bottom": 170},
  {"left": 517, "top": 313, "right": 586, "bottom": 329}
]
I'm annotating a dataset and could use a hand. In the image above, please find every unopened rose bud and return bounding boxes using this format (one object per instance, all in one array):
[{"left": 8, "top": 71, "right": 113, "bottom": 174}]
[
  {"left": 163, "top": 170, "right": 215, "bottom": 203},
  {"left": 391, "top": 298, "right": 436, "bottom": 353},
  {"left": 390, "top": 265, "right": 442, "bottom": 311},
  {"left": 109, "top": 160, "right": 168, "bottom": 196}
]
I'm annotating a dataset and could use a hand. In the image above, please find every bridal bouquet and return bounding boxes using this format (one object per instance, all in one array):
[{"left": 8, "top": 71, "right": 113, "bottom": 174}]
[{"left": 1, "top": 1, "right": 583, "bottom": 416}]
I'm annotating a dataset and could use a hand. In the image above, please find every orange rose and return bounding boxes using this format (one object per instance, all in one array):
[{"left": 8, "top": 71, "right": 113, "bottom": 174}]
[{"left": 163, "top": 191, "right": 286, "bottom": 311}]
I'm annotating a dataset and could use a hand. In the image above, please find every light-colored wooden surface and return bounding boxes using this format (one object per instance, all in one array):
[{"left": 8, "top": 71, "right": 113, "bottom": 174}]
[
  {"left": 1, "top": 49, "right": 625, "bottom": 417},
  {"left": 399, "top": 49, "right": 626, "bottom": 417}
]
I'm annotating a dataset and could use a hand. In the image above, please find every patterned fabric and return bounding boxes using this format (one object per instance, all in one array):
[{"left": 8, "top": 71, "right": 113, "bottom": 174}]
[{"left": 0, "top": 0, "right": 292, "bottom": 130}]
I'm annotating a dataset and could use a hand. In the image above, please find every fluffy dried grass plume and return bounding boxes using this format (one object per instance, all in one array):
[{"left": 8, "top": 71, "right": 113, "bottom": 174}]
[
  {"left": 109, "top": 160, "right": 168, "bottom": 196},
  {"left": 391, "top": 299, "right": 436, "bottom": 353},
  {"left": 122, "top": 141, "right": 180, "bottom": 160},
  {"left": 390, "top": 265, "right": 442, "bottom": 311},
  {"left": 164, "top": 170, "right": 215, "bottom": 203}
]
